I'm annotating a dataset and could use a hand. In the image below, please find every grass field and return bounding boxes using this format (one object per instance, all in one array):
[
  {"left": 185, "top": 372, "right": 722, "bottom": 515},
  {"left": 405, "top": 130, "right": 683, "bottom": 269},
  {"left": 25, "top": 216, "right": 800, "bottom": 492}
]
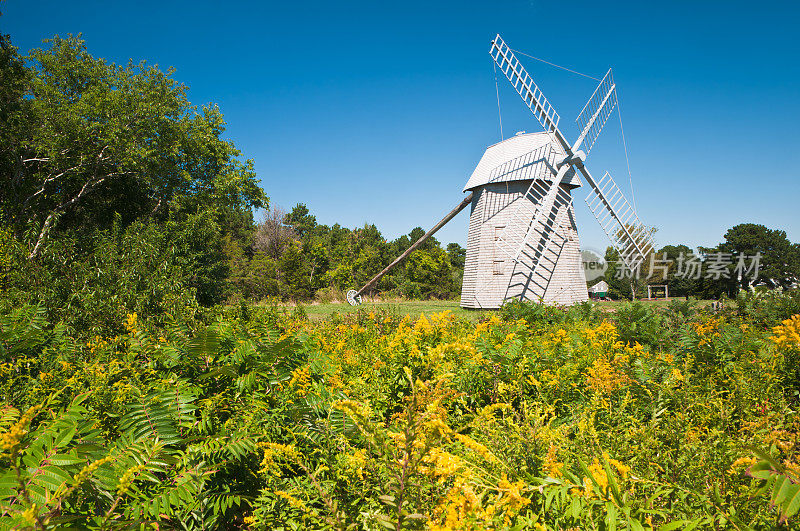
[
  {"left": 287, "top": 299, "right": 486, "bottom": 321},
  {"left": 279, "top": 297, "right": 721, "bottom": 321}
]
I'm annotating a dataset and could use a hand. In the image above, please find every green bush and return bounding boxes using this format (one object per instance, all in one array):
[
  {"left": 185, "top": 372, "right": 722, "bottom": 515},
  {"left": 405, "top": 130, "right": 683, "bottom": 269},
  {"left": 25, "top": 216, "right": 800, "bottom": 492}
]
[
  {"left": 9, "top": 221, "right": 200, "bottom": 338},
  {"left": 735, "top": 289, "right": 800, "bottom": 327},
  {"left": 612, "top": 301, "right": 666, "bottom": 348}
]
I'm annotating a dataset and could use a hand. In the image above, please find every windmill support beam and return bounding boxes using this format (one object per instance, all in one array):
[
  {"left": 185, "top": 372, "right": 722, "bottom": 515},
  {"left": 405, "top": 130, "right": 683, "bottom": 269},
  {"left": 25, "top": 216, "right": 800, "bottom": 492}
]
[{"left": 356, "top": 193, "right": 474, "bottom": 297}]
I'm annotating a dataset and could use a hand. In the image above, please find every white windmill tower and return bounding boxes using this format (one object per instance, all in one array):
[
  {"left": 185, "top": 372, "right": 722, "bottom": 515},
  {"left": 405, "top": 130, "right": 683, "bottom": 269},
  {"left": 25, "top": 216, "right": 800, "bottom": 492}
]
[{"left": 347, "top": 35, "right": 654, "bottom": 308}]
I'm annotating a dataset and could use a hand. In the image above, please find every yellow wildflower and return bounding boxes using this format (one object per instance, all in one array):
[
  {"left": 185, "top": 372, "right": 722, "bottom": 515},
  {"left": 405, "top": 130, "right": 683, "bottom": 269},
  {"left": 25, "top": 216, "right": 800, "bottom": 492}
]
[
  {"left": 0, "top": 405, "right": 39, "bottom": 456},
  {"left": 543, "top": 444, "right": 564, "bottom": 478},
  {"left": 771, "top": 314, "right": 800, "bottom": 350},
  {"left": 258, "top": 442, "right": 300, "bottom": 473},
  {"left": 424, "top": 448, "right": 466, "bottom": 481},
  {"left": 274, "top": 490, "right": 307, "bottom": 510},
  {"left": 289, "top": 365, "right": 311, "bottom": 396},
  {"left": 694, "top": 318, "right": 722, "bottom": 345},
  {"left": 729, "top": 456, "right": 757, "bottom": 474},
  {"left": 454, "top": 433, "right": 498, "bottom": 463},
  {"left": 586, "top": 358, "right": 631, "bottom": 394},
  {"left": 124, "top": 312, "right": 138, "bottom": 334},
  {"left": 497, "top": 473, "right": 530, "bottom": 511}
]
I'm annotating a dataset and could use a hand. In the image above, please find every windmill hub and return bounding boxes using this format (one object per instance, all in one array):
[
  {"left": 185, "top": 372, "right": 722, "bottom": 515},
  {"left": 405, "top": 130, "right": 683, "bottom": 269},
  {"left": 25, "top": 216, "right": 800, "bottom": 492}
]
[{"left": 558, "top": 150, "right": 587, "bottom": 169}]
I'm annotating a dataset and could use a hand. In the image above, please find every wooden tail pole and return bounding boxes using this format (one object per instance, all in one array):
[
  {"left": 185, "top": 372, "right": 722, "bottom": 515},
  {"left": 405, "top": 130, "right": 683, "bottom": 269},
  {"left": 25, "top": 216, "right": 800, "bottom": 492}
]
[{"left": 357, "top": 193, "right": 474, "bottom": 297}]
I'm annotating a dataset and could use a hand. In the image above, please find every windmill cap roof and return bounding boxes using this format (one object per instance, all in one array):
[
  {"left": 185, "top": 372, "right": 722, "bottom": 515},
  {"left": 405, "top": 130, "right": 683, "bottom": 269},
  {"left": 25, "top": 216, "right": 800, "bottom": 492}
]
[{"left": 463, "top": 132, "right": 582, "bottom": 192}]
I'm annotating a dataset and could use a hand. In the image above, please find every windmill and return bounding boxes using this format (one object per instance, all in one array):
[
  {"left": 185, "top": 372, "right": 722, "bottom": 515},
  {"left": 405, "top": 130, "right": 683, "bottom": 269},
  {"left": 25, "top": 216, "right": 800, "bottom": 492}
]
[{"left": 346, "top": 34, "right": 654, "bottom": 308}]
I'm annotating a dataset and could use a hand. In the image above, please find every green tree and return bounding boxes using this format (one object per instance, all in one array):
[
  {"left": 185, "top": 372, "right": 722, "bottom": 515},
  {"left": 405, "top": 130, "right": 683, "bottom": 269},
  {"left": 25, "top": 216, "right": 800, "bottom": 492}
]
[
  {"left": 278, "top": 241, "right": 313, "bottom": 300},
  {"left": 446, "top": 242, "right": 466, "bottom": 293},
  {"left": 654, "top": 244, "right": 698, "bottom": 297},
  {"left": 407, "top": 226, "right": 439, "bottom": 251},
  {"left": 446, "top": 242, "right": 466, "bottom": 270},
  {"left": 2, "top": 35, "right": 265, "bottom": 259},
  {"left": 0, "top": 33, "right": 268, "bottom": 318},
  {"left": 284, "top": 203, "right": 317, "bottom": 238},
  {"left": 720, "top": 223, "right": 799, "bottom": 289},
  {"left": 0, "top": 31, "right": 29, "bottom": 192},
  {"left": 402, "top": 248, "right": 454, "bottom": 299}
]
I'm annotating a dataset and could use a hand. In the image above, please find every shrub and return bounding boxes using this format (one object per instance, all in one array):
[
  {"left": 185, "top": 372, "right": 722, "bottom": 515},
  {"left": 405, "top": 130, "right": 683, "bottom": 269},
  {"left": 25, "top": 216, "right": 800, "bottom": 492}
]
[
  {"left": 2, "top": 301, "right": 799, "bottom": 528},
  {"left": 736, "top": 288, "right": 800, "bottom": 327}
]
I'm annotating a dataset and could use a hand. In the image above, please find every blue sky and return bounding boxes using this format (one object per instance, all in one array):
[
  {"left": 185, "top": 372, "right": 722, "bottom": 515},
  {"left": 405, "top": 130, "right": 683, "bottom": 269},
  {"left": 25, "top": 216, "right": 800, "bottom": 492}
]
[{"left": 3, "top": 0, "right": 799, "bottom": 251}]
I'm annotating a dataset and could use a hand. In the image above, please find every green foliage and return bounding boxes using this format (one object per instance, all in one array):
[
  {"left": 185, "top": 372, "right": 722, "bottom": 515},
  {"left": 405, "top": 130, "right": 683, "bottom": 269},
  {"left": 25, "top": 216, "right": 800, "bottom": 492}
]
[
  {"left": 0, "top": 393, "right": 216, "bottom": 529},
  {"left": 499, "top": 299, "right": 597, "bottom": 329},
  {"left": 613, "top": 301, "right": 665, "bottom": 349},
  {"left": 4, "top": 35, "right": 264, "bottom": 251},
  {"left": 606, "top": 224, "right": 800, "bottom": 301},
  {"left": 748, "top": 448, "right": 800, "bottom": 525},
  {"left": 735, "top": 289, "right": 800, "bottom": 328},
  {"left": 2, "top": 289, "right": 800, "bottom": 528},
  {"left": 7, "top": 219, "right": 200, "bottom": 336},
  {"left": 247, "top": 204, "right": 464, "bottom": 302},
  {"left": 400, "top": 247, "right": 455, "bottom": 300},
  {"left": 721, "top": 223, "right": 800, "bottom": 290},
  {"left": 0, "top": 32, "right": 267, "bottom": 338}
]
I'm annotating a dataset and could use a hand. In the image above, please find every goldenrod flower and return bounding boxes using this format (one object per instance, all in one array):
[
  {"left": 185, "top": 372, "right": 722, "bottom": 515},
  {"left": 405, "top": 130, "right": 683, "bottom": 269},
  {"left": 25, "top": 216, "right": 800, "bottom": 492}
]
[{"left": 771, "top": 314, "right": 800, "bottom": 350}]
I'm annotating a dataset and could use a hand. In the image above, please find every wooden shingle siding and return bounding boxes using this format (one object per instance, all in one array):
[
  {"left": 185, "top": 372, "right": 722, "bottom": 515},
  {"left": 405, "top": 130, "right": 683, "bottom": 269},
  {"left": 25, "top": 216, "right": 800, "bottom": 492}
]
[
  {"left": 460, "top": 132, "right": 589, "bottom": 310},
  {"left": 459, "top": 189, "right": 484, "bottom": 307}
]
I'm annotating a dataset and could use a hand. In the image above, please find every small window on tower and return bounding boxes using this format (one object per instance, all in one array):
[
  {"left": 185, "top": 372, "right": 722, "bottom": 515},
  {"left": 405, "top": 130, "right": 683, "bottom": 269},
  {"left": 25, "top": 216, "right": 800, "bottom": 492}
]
[
  {"left": 494, "top": 226, "right": 505, "bottom": 241},
  {"left": 493, "top": 260, "right": 504, "bottom": 275}
]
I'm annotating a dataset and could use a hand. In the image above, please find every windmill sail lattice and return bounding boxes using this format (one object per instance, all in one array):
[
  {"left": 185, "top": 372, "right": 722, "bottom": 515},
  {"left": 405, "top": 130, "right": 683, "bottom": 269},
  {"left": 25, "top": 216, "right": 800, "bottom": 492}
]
[
  {"left": 490, "top": 35, "right": 560, "bottom": 134},
  {"left": 585, "top": 171, "right": 654, "bottom": 270},
  {"left": 575, "top": 69, "right": 617, "bottom": 155},
  {"left": 489, "top": 37, "right": 574, "bottom": 263}
]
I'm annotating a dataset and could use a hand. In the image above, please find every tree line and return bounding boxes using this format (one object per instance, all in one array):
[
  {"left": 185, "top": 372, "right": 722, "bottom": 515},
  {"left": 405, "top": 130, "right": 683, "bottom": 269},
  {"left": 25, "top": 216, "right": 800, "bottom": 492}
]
[
  {"left": 0, "top": 31, "right": 463, "bottom": 335},
  {"left": 2, "top": 29, "right": 798, "bottom": 338},
  {"left": 230, "top": 204, "right": 465, "bottom": 302},
  {"left": 601, "top": 223, "right": 800, "bottom": 300}
]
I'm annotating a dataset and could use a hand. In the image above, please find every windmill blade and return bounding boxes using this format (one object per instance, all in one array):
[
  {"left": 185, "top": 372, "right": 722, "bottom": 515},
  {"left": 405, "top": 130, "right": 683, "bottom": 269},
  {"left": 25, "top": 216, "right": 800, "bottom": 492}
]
[
  {"left": 507, "top": 185, "right": 573, "bottom": 294},
  {"left": 490, "top": 35, "right": 561, "bottom": 136},
  {"left": 488, "top": 35, "right": 578, "bottom": 263},
  {"left": 574, "top": 69, "right": 617, "bottom": 154},
  {"left": 496, "top": 162, "right": 572, "bottom": 262},
  {"left": 583, "top": 170, "right": 654, "bottom": 270}
]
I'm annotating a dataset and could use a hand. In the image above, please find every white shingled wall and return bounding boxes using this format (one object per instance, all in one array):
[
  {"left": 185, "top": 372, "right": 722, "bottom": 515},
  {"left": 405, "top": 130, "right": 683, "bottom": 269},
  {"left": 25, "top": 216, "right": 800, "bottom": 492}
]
[{"left": 460, "top": 180, "right": 588, "bottom": 309}]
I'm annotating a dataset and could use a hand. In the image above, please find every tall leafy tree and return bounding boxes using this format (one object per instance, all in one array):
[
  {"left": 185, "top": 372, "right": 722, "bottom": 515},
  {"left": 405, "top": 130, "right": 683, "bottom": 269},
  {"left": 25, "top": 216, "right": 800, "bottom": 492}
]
[
  {"left": 407, "top": 226, "right": 439, "bottom": 251},
  {"left": 0, "top": 31, "right": 29, "bottom": 193},
  {"left": 1, "top": 35, "right": 265, "bottom": 258},
  {"left": 655, "top": 244, "right": 698, "bottom": 297},
  {"left": 284, "top": 203, "right": 317, "bottom": 238},
  {"left": 446, "top": 243, "right": 466, "bottom": 270},
  {"left": 720, "top": 223, "right": 799, "bottom": 289}
]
